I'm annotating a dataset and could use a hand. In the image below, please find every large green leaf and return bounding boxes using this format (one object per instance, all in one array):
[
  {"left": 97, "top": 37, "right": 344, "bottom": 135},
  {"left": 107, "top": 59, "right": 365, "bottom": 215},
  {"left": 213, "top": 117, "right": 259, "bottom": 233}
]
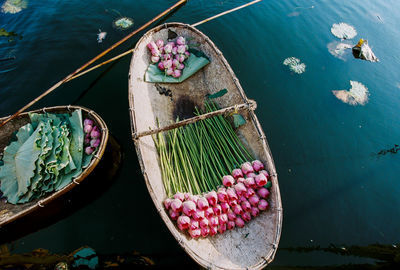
[{"left": 145, "top": 49, "right": 210, "bottom": 83}]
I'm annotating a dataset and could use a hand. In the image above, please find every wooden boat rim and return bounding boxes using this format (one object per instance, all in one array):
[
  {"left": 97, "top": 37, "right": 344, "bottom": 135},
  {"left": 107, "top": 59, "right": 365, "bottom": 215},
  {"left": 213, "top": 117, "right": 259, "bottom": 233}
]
[
  {"left": 128, "top": 22, "right": 282, "bottom": 270},
  {"left": 0, "top": 105, "right": 109, "bottom": 227}
]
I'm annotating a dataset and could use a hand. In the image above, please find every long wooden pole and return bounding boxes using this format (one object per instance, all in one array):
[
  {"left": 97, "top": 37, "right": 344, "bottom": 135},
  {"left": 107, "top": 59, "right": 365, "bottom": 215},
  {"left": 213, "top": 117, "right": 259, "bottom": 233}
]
[
  {"left": 132, "top": 100, "right": 257, "bottom": 139},
  {"left": 0, "top": 0, "right": 187, "bottom": 128}
]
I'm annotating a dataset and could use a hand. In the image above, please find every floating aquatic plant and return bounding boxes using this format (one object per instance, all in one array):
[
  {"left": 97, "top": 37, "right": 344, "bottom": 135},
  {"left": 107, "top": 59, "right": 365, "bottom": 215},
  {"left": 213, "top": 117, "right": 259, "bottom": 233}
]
[
  {"left": 332, "top": 81, "right": 369, "bottom": 106},
  {"left": 327, "top": 41, "right": 353, "bottom": 60},
  {"left": 113, "top": 17, "right": 134, "bottom": 30},
  {"left": 1, "top": 0, "right": 28, "bottom": 14},
  {"left": 331, "top": 23, "right": 357, "bottom": 39},
  {"left": 283, "top": 57, "right": 306, "bottom": 74}
]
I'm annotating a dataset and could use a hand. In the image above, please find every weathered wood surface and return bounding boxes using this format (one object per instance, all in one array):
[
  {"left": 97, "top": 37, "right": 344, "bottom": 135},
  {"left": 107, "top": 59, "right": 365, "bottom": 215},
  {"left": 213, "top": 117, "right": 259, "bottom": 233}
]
[
  {"left": 0, "top": 106, "right": 109, "bottom": 227},
  {"left": 128, "top": 23, "right": 282, "bottom": 270}
]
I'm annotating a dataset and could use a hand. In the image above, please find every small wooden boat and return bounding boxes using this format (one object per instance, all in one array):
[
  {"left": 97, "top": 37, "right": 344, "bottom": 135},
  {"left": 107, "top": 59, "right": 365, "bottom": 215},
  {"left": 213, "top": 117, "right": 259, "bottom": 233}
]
[
  {"left": 0, "top": 105, "right": 109, "bottom": 227},
  {"left": 128, "top": 23, "right": 282, "bottom": 269}
]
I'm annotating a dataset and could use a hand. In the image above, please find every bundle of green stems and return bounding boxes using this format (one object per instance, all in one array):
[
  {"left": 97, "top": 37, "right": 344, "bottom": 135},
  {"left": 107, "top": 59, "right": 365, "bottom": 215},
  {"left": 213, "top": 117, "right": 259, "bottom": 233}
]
[{"left": 153, "top": 101, "right": 253, "bottom": 197}]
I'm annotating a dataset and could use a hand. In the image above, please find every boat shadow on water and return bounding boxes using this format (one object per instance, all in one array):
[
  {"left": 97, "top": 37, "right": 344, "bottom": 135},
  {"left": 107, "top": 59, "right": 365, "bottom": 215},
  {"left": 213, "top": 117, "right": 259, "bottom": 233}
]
[{"left": 0, "top": 135, "right": 123, "bottom": 244}]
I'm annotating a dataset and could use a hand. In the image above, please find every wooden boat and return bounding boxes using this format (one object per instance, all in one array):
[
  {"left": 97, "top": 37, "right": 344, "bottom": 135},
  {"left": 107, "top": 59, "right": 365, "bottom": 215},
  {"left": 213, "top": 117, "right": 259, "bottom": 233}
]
[
  {"left": 128, "top": 23, "right": 282, "bottom": 269},
  {"left": 0, "top": 105, "right": 109, "bottom": 227}
]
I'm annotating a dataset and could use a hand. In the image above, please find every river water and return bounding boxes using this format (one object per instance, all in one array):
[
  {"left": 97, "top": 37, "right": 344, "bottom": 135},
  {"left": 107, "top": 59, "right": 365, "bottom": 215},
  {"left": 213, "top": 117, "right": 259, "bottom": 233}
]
[{"left": 1, "top": 0, "right": 399, "bottom": 268}]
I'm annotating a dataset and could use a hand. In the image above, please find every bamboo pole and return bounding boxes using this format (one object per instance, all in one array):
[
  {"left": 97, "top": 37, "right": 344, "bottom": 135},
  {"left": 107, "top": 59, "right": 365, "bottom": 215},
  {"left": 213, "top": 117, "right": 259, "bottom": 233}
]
[
  {"left": 132, "top": 100, "right": 257, "bottom": 139},
  {"left": 0, "top": 0, "right": 187, "bottom": 128},
  {"left": 192, "top": 0, "right": 262, "bottom": 27}
]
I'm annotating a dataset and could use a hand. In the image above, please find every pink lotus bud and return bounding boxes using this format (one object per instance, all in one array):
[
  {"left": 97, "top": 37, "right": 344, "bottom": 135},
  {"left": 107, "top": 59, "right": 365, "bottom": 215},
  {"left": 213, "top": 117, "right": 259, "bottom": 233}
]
[
  {"left": 165, "top": 68, "right": 173, "bottom": 76},
  {"left": 232, "top": 168, "right": 243, "bottom": 178},
  {"left": 217, "top": 187, "right": 228, "bottom": 203},
  {"left": 228, "top": 199, "right": 238, "bottom": 207},
  {"left": 205, "top": 207, "right": 214, "bottom": 219},
  {"left": 171, "top": 199, "right": 182, "bottom": 212},
  {"left": 184, "top": 193, "right": 190, "bottom": 200},
  {"left": 192, "top": 209, "right": 205, "bottom": 221},
  {"left": 220, "top": 202, "right": 230, "bottom": 213},
  {"left": 218, "top": 223, "right": 227, "bottom": 234},
  {"left": 156, "top": 39, "right": 164, "bottom": 48},
  {"left": 237, "top": 177, "right": 246, "bottom": 185},
  {"left": 219, "top": 214, "right": 228, "bottom": 224},
  {"left": 172, "top": 69, "right": 181, "bottom": 78},
  {"left": 244, "top": 178, "right": 256, "bottom": 189},
  {"left": 184, "top": 51, "right": 190, "bottom": 58},
  {"left": 151, "top": 48, "right": 160, "bottom": 57},
  {"left": 213, "top": 204, "right": 222, "bottom": 216},
  {"left": 233, "top": 204, "right": 244, "bottom": 216},
  {"left": 90, "top": 138, "right": 100, "bottom": 148},
  {"left": 189, "top": 195, "right": 199, "bottom": 203},
  {"left": 249, "top": 194, "right": 260, "bottom": 206},
  {"left": 163, "top": 43, "right": 173, "bottom": 53},
  {"left": 197, "top": 197, "right": 209, "bottom": 210},
  {"left": 199, "top": 218, "right": 209, "bottom": 228},
  {"left": 241, "top": 200, "right": 252, "bottom": 212},
  {"left": 158, "top": 61, "right": 165, "bottom": 70},
  {"left": 209, "top": 226, "right": 218, "bottom": 236},
  {"left": 259, "top": 170, "right": 270, "bottom": 179},
  {"left": 257, "top": 187, "right": 270, "bottom": 198},
  {"left": 84, "top": 124, "right": 93, "bottom": 134},
  {"left": 178, "top": 54, "right": 185, "bottom": 63},
  {"left": 177, "top": 45, "right": 186, "bottom": 54},
  {"left": 246, "top": 172, "right": 257, "bottom": 179},
  {"left": 255, "top": 174, "right": 268, "bottom": 187},
  {"left": 227, "top": 210, "right": 236, "bottom": 221},
  {"left": 227, "top": 221, "right": 235, "bottom": 230},
  {"left": 176, "top": 36, "right": 186, "bottom": 45},
  {"left": 163, "top": 198, "right": 173, "bottom": 210},
  {"left": 235, "top": 217, "right": 245, "bottom": 228},
  {"left": 234, "top": 183, "right": 247, "bottom": 196},
  {"left": 258, "top": 199, "right": 269, "bottom": 211},
  {"left": 189, "top": 229, "right": 201, "bottom": 239},
  {"left": 163, "top": 53, "right": 172, "bottom": 60},
  {"left": 90, "top": 129, "right": 100, "bottom": 139},
  {"left": 242, "top": 212, "right": 252, "bottom": 222},
  {"left": 209, "top": 216, "right": 219, "bottom": 227},
  {"left": 171, "top": 46, "right": 178, "bottom": 55},
  {"left": 241, "top": 162, "right": 254, "bottom": 175},
  {"left": 226, "top": 187, "right": 238, "bottom": 200},
  {"left": 223, "top": 175, "right": 235, "bottom": 187},
  {"left": 147, "top": 41, "right": 157, "bottom": 51},
  {"left": 169, "top": 209, "right": 179, "bottom": 220},
  {"left": 178, "top": 63, "right": 185, "bottom": 70},
  {"left": 85, "top": 146, "right": 94, "bottom": 155},
  {"left": 252, "top": 160, "right": 265, "bottom": 172},
  {"left": 84, "top": 119, "right": 93, "bottom": 126},
  {"left": 174, "top": 192, "right": 185, "bottom": 201},
  {"left": 205, "top": 191, "right": 218, "bottom": 206},
  {"left": 201, "top": 226, "right": 210, "bottom": 237},
  {"left": 177, "top": 215, "right": 190, "bottom": 230},
  {"left": 245, "top": 187, "right": 255, "bottom": 199},
  {"left": 251, "top": 207, "right": 260, "bottom": 217},
  {"left": 163, "top": 59, "right": 172, "bottom": 69},
  {"left": 190, "top": 219, "right": 199, "bottom": 230},
  {"left": 172, "top": 59, "right": 179, "bottom": 68},
  {"left": 151, "top": 55, "right": 160, "bottom": 63},
  {"left": 239, "top": 196, "right": 247, "bottom": 203},
  {"left": 182, "top": 201, "right": 197, "bottom": 216},
  {"left": 84, "top": 138, "right": 90, "bottom": 145}
]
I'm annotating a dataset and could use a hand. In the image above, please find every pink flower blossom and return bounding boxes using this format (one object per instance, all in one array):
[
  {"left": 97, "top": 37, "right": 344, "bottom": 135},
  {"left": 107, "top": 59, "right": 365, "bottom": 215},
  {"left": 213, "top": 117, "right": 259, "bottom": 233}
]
[
  {"left": 176, "top": 36, "right": 186, "bottom": 45},
  {"left": 213, "top": 204, "right": 222, "bottom": 216},
  {"left": 259, "top": 170, "right": 270, "bottom": 179},
  {"left": 199, "top": 218, "right": 209, "bottom": 228},
  {"left": 156, "top": 39, "right": 164, "bottom": 48},
  {"left": 189, "top": 228, "right": 201, "bottom": 238},
  {"left": 235, "top": 217, "right": 245, "bottom": 228},
  {"left": 158, "top": 61, "right": 165, "bottom": 70},
  {"left": 226, "top": 187, "right": 238, "bottom": 201},
  {"left": 242, "top": 212, "right": 252, "bottom": 222},
  {"left": 197, "top": 197, "right": 209, "bottom": 210},
  {"left": 172, "top": 69, "right": 181, "bottom": 78},
  {"left": 209, "top": 226, "right": 218, "bottom": 236},
  {"left": 241, "top": 162, "right": 254, "bottom": 175},
  {"left": 232, "top": 168, "right": 243, "bottom": 178},
  {"left": 244, "top": 178, "right": 256, "bottom": 189},
  {"left": 252, "top": 160, "right": 264, "bottom": 172},
  {"left": 174, "top": 192, "right": 185, "bottom": 201},
  {"left": 190, "top": 219, "right": 199, "bottom": 230},
  {"left": 205, "top": 191, "right": 218, "bottom": 206},
  {"left": 201, "top": 226, "right": 210, "bottom": 237},
  {"left": 218, "top": 223, "right": 227, "bottom": 234},
  {"left": 227, "top": 221, "right": 235, "bottom": 230},
  {"left": 177, "top": 45, "right": 186, "bottom": 54},
  {"left": 219, "top": 213, "right": 228, "bottom": 224},
  {"left": 192, "top": 209, "right": 205, "bottom": 221},
  {"left": 227, "top": 210, "right": 236, "bottom": 221},
  {"left": 182, "top": 200, "right": 197, "bottom": 216},
  {"left": 217, "top": 187, "right": 228, "bottom": 203},
  {"left": 258, "top": 199, "right": 269, "bottom": 211},
  {"left": 257, "top": 187, "right": 270, "bottom": 199},
  {"left": 223, "top": 175, "right": 235, "bottom": 187},
  {"left": 205, "top": 207, "right": 214, "bottom": 218},
  {"left": 220, "top": 202, "right": 230, "bottom": 213},
  {"left": 251, "top": 207, "right": 260, "bottom": 217},
  {"left": 208, "top": 216, "right": 219, "bottom": 227},
  {"left": 255, "top": 174, "right": 268, "bottom": 187},
  {"left": 249, "top": 194, "right": 260, "bottom": 206},
  {"left": 177, "top": 215, "right": 190, "bottom": 230},
  {"left": 171, "top": 199, "right": 182, "bottom": 212},
  {"left": 169, "top": 209, "right": 179, "bottom": 220},
  {"left": 234, "top": 183, "right": 247, "bottom": 196},
  {"left": 245, "top": 187, "right": 256, "bottom": 199},
  {"left": 241, "top": 200, "right": 252, "bottom": 212},
  {"left": 163, "top": 198, "right": 172, "bottom": 210},
  {"left": 233, "top": 204, "right": 244, "bottom": 216}
]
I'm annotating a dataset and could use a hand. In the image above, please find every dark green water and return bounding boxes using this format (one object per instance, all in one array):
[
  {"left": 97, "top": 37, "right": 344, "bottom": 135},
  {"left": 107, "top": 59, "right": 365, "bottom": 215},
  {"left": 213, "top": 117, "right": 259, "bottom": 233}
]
[{"left": 1, "top": 0, "right": 400, "bottom": 267}]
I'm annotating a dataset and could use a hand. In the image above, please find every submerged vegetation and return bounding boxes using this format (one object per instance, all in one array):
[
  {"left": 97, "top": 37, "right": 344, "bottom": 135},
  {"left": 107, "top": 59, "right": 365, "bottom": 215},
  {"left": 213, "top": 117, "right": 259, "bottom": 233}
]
[
  {"left": 0, "top": 28, "right": 22, "bottom": 42},
  {"left": 1, "top": 0, "right": 27, "bottom": 14}
]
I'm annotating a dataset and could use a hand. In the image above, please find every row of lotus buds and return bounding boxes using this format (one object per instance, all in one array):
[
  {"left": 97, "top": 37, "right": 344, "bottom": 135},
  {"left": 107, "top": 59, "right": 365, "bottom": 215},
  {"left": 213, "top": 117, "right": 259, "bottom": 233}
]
[{"left": 164, "top": 160, "right": 271, "bottom": 238}]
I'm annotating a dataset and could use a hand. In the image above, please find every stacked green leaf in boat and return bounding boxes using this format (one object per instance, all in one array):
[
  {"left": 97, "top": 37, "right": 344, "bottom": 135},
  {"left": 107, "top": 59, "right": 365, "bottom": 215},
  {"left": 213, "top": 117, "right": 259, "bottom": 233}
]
[{"left": 0, "top": 109, "right": 94, "bottom": 204}]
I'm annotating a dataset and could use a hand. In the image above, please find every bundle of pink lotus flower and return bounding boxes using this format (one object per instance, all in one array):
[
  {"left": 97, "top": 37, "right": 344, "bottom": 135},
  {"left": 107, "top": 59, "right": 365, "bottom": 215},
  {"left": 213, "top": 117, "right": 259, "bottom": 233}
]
[
  {"left": 147, "top": 36, "right": 190, "bottom": 78},
  {"left": 163, "top": 160, "right": 271, "bottom": 239}
]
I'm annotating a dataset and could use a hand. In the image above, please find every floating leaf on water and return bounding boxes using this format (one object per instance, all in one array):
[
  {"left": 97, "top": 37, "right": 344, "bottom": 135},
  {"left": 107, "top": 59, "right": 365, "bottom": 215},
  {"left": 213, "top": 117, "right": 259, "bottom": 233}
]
[
  {"left": 327, "top": 41, "right": 353, "bottom": 60},
  {"left": 113, "top": 17, "right": 134, "bottom": 30},
  {"left": 1, "top": 0, "right": 28, "bottom": 14},
  {"left": 331, "top": 23, "right": 357, "bottom": 39},
  {"left": 332, "top": 81, "right": 369, "bottom": 106},
  {"left": 283, "top": 57, "right": 306, "bottom": 74}
]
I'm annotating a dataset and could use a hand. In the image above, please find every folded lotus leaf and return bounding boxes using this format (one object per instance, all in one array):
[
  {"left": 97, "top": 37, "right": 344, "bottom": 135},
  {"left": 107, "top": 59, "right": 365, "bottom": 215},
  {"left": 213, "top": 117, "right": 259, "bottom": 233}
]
[
  {"left": 0, "top": 124, "right": 34, "bottom": 203},
  {"left": 145, "top": 49, "right": 210, "bottom": 83}
]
